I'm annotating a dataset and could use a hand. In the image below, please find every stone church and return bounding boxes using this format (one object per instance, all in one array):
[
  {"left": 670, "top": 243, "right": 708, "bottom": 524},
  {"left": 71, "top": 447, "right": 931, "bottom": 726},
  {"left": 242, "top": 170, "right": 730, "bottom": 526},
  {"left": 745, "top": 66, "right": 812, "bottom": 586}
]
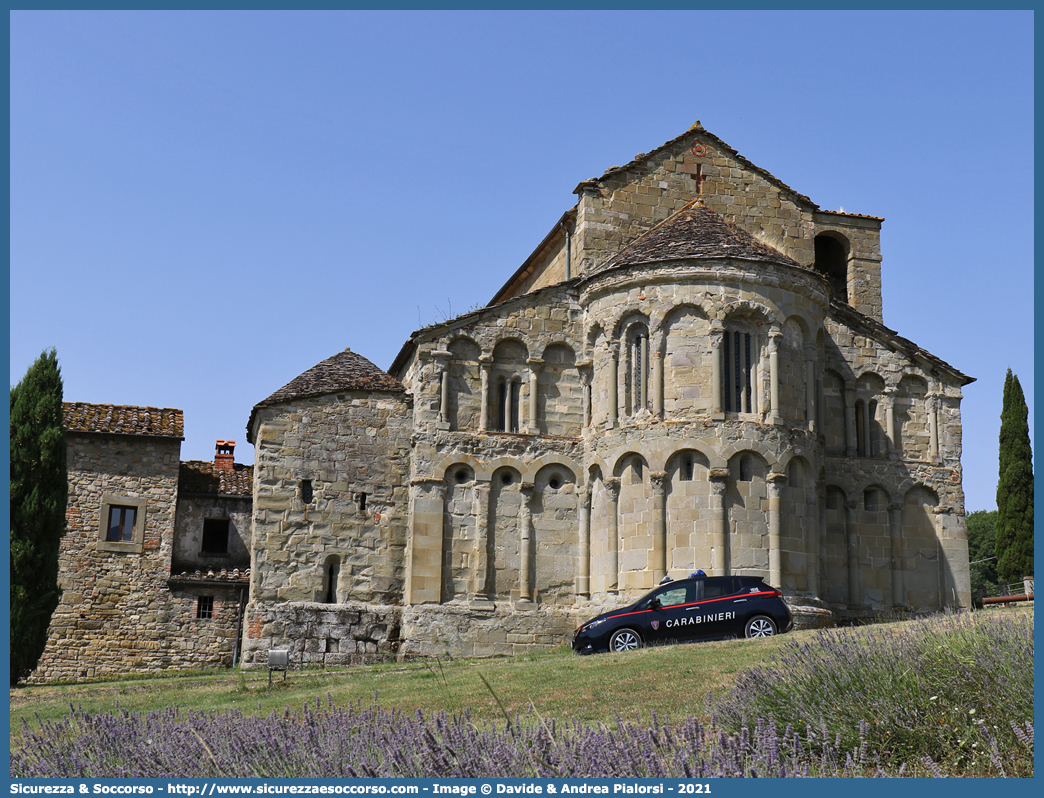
[{"left": 32, "top": 121, "right": 973, "bottom": 680}]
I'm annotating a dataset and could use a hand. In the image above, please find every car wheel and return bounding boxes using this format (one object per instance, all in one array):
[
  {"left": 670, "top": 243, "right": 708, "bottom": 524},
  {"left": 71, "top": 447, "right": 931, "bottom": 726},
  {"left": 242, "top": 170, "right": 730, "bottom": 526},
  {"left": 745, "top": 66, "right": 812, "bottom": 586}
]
[
  {"left": 744, "top": 616, "right": 777, "bottom": 639},
  {"left": 608, "top": 628, "right": 642, "bottom": 652}
]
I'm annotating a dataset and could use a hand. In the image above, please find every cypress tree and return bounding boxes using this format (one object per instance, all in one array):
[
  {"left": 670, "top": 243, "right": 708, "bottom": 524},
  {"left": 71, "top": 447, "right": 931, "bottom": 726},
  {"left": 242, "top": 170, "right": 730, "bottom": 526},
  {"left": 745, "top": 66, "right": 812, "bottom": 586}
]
[
  {"left": 995, "top": 369, "right": 1034, "bottom": 583},
  {"left": 9, "top": 349, "right": 67, "bottom": 685}
]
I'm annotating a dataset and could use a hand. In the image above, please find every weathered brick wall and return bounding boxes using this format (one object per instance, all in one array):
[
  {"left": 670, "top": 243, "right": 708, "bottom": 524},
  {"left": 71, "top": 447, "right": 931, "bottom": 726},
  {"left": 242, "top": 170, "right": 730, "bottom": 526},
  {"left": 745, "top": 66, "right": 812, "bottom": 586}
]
[{"left": 30, "top": 433, "right": 240, "bottom": 682}]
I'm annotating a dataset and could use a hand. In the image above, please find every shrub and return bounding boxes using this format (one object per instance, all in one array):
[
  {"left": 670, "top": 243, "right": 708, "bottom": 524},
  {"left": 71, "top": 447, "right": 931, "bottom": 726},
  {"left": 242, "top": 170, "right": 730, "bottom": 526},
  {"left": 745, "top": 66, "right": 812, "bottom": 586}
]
[{"left": 710, "top": 611, "right": 1034, "bottom": 777}]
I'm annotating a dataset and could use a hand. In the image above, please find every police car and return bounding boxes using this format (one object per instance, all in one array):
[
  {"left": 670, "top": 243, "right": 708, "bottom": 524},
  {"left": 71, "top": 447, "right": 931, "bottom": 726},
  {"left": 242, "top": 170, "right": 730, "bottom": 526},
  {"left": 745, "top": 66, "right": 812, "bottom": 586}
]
[{"left": 572, "top": 572, "right": 793, "bottom": 654}]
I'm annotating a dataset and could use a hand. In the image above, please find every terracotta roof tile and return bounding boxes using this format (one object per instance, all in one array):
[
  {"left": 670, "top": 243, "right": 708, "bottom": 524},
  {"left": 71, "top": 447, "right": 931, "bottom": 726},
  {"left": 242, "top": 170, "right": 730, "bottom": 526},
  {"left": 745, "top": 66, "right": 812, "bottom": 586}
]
[
  {"left": 817, "top": 209, "right": 884, "bottom": 221},
  {"left": 596, "top": 200, "right": 802, "bottom": 273},
  {"left": 255, "top": 348, "right": 403, "bottom": 409},
  {"left": 62, "top": 402, "right": 184, "bottom": 439},
  {"left": 179, "top": 460, "right": 253, "bottom": 496},
  {"left": 248, "top": 348, "right": 404, "bottom": 439}
]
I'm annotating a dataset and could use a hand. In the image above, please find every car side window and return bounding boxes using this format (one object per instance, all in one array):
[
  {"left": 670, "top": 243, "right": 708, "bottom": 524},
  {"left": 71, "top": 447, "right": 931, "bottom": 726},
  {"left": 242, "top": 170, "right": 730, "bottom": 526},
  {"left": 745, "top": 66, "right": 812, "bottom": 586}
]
[
  {"left": 657, "top": 586, "right": 689, "bottom": 607},
  {"left": 704, "top": 578, "right": 738, "bottom": 598}
]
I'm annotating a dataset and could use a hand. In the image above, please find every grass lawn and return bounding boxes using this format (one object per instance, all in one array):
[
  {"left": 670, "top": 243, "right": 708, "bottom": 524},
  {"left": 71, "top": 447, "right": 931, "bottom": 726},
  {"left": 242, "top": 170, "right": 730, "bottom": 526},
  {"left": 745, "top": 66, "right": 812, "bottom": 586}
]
[
  {"left": 11, "top": 606, "right": 1033, "bottom": 748},
  {"left": 11, "top": 630, "right": 790, "bottom": 737}
]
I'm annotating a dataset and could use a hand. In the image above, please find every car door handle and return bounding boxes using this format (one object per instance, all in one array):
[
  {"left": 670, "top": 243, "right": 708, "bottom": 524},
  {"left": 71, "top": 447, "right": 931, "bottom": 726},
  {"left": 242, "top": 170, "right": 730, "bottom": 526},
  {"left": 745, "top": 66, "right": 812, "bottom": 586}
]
[
  {"left": 686, "top": 606, "right": 701, "bottom": 611},
  {"left": 734, "top": 599, "right": 747, "bottom": 603}
]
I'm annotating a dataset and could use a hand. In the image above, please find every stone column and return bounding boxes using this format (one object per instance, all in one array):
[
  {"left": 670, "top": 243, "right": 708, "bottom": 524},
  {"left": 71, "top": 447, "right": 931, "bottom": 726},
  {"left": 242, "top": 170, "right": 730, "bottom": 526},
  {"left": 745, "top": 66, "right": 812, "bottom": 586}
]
[
  {"left": 471, "top": 482, "right": 492, "bottom": 603},
  {"left": 862, "top": 401, "right": 872, "bottom": 458},
  {"left": 526, "top": 357, "right": 542, "bottom": 434},
  {"left": 739, "top": 332, "right": 750, "bottom": 413},
  {"left": 928, "top": 393, "right": 940, "bottom": 462},
  {"left": 806, "top": 482, "right": 819, "bottom": 597},
  {"left": 843, "top": 387, "right": 857, "bottom": 457},
  {"left": 433, "top": 350, "right": 451, "bottom": 431},
  {"left": 577, "top": 483, "right": 592, "bottom": 598},
  {"left": 650, "top": 471, "right": 668, "bottom": 582},
  {"left": 767, "top": 472, "right": 786, "bottom": 588},
  {"left": 518, "top": 482, "right": 535, "bottom": 603},
  {"left": 652, "top": 350, "right": 664, "bottom": 418},
  {"left": 816, "top": 374, "right": 825, "bottom": 434},
  {"left": 804, "top": 345, "right": 817, "bottom": 432},
  {"left": 577, "top": 361, "right": 592, "bottom": 431},
  {"left": 604, "top": 477, "right": 621, "bottom": 593},
  {"left": 883, "top": 387, "right": 899, "bottom": 459},
  {"left": 478, "top": 355, "right": 492, "bottom": 432},
  {"left": 505, "top": 378, "right": 515, "bottom": 433},
  {"left": 888, "top": 501, "right": 905, "bottom": 608},
  {"left": 768, "top": 328, "right": 782, "bottom": 423},
  {"left": 709, "top": 467, "right": 730, "bottom": 576},
  {"left": 607, "top": 341, "right": 619, "bottom": 429},
  {"left": 710, "top": 322, "right": 724, "bottom": 417},
  {"left": 845, "top": 499, "right": 860, "bottom": 606},
  {"left": 404, "top": 478, "right": 446, "bottom": 605}
]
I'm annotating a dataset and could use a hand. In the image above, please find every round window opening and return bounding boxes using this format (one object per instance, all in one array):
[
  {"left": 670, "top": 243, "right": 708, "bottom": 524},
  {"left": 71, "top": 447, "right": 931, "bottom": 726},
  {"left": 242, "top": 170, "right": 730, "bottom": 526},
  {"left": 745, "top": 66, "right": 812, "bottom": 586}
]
[
  {"left": 548, "top": 475, "right": 562, "bottom": 490},
  {"left": 455, "top": 470, "right": 469, "bottom": 483},
  {"left": 501, "top": 473, "right": 513, "bottom": 485}
]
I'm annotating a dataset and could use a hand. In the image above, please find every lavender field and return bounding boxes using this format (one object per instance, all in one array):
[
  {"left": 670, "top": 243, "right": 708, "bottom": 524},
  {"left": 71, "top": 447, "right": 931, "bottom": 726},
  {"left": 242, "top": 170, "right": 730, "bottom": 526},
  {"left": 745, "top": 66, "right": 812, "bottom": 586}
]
[{"left": 11, "top": 610, "right": 1033, "bottom": 778}]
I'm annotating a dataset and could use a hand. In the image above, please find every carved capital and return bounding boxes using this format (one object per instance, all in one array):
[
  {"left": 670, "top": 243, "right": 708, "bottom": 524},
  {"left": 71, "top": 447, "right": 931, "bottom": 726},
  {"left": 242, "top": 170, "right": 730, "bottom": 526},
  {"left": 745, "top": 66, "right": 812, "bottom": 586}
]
[
  {"left": 709, "top": 467, "right": 730, "bottom": 482},
  {"left": 603, "top": 477, "right": 621, "bottom": 502},
  {"left": 650, "top": 471, "right": 668, "bottom": 493}
]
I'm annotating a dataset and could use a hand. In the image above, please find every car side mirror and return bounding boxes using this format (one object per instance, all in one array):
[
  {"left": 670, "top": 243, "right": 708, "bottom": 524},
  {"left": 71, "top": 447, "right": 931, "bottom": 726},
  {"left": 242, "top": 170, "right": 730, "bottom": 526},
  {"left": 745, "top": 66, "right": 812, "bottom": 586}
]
[{"left": 650, "top": 598, "right": 662, "bottom": 610}]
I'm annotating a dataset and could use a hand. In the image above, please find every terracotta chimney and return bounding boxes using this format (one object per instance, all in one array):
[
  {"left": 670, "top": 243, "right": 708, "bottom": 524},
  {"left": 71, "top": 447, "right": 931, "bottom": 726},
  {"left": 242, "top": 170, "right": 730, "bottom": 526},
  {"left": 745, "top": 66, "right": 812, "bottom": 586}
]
[{"left": 215, "top": 440, "right": 235, "bottom": 471}]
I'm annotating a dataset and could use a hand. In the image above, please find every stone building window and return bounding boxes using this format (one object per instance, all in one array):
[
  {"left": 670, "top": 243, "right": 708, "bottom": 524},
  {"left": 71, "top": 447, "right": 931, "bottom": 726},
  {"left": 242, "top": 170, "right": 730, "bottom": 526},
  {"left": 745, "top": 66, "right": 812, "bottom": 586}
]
[
  {"left": 98, "top": 495, "right": 146, "bottom": 553},
  {"left": 722, "top": 330, "right": 755, "bottom": 413},
  {"left": 680, "top": 457, "right": 694, "bottom": 482},
  {"left": 196, "top": 596, "right": 214, "bottom": 620},
  {"left": 625, "top": 324, "right": 651, "bottom": 416},
  {"left": 107, "top": 506, "right": 136, "bottom": 542},
  {"left": 357, "top": 491, "right": 368, "bottom": 511},
  {"left": 323, "top": 555, "right": 340, "bottom": 604},
  {"left": 300, "top": 479, "right": 313, "bottom": 504},
  {"left": 201, "top": 518, "right": 229, "bottom": 555}
]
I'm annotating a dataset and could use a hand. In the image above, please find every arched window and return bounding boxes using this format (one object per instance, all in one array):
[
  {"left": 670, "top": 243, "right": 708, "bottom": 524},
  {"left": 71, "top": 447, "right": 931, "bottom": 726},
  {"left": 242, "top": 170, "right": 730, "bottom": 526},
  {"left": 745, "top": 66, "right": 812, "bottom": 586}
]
[
  {"left": 814, "top": 233, "right": 849, "bottom": 302},
  {"left": 625, "top": 324, "right": 651, "bottom": 416},
  {"left": 323, "top": 555, "right": 340, "bottom": 604},
  {"left": 722, "top": 328, "right": 756, "bottom": 413},
  {"left": 496, "top": 377, "right": 521, "bottom": 432}
]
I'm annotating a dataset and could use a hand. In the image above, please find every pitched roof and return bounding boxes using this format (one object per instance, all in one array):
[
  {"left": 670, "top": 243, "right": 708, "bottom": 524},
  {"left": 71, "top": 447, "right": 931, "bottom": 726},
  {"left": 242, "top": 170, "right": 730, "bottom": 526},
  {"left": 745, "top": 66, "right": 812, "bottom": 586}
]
[
  {"left": 62, "top": 402, "right": 184, "bottom": 439},
  {"left": 574, "top": 121, "right": 817, "bottom": 209},
  {"left": 179, "top": 460, "right": 253, "bottom": 496},
  {"left": 248, "top": 348, "right": 404, "bottom": 439},
  {"left": 595, "top": 199, "right": 802, "bottom": 274}
]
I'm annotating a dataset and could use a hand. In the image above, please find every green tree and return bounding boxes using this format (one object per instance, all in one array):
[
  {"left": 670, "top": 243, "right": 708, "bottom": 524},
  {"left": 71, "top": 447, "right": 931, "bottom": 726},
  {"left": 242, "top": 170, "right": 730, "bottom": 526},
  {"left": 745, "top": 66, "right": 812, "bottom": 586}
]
[
  {"left": 9, "top": 349, "right": 67, "bottom": 685},
  {"left": 965, "top": 509, "right": 997, "bottom": 595},
  {"left": 996, "top": 369, "right": 1034, "bottom": 583}
]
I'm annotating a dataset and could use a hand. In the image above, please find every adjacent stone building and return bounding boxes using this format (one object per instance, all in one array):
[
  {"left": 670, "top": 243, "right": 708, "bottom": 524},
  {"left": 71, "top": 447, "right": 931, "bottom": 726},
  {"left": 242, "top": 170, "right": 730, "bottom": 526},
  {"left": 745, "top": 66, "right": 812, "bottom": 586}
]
[
  {"left": 31, "top": 406, "right": 250, "bottom": 682},
  {"left": 33, "top": 121, "right": 974, "bottom": 680}
]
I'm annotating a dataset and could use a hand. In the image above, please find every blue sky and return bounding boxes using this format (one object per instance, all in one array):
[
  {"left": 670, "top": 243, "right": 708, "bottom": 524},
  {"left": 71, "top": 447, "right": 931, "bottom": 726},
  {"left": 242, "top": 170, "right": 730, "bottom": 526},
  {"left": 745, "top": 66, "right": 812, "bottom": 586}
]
[{"left": 9, "top": 10, "right": 1033, "bottom": 513}]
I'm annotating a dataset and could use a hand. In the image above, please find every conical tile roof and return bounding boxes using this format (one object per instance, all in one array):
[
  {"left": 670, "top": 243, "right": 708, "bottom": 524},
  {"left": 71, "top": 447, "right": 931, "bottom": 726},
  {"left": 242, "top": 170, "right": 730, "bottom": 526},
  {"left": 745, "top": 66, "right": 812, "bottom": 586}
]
[
  {"left": 255, "top": 349, "right": 403, "bottom": 409},
  {"left": 596, "top": 200, "right": 800, "bottom": 273},
  {"left": 247, "top": 348, "right": 404, "bottom": 441}
]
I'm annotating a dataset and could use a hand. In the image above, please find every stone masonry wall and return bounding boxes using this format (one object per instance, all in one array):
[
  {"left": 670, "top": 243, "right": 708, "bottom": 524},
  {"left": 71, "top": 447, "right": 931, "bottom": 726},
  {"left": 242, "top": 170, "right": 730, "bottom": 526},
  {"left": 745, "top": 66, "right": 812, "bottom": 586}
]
[
  {"left": 31, "top": 433, "right": 239, "bottom": 682},
  {"left": 248, "top": 391, "right": 412, "bottom": 608}
]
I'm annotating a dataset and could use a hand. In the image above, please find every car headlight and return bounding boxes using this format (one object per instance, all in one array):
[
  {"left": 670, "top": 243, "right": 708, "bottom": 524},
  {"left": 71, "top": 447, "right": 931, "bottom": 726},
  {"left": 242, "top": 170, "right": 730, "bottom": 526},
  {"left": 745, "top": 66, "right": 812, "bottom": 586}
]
[{"left": 579, "top": 618, "right": 607, "bottom": 633}]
